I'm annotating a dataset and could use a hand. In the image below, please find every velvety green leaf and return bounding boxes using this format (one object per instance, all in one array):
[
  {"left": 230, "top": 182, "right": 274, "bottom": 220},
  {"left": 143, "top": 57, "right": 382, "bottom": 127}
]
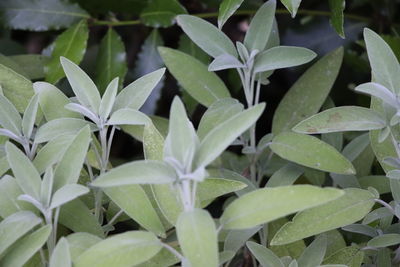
[
  {"left": 152, "top": 184, "right": 183, "bottom": 225},
  {"left": 159, "top": 47, "right": 230, "bottom": 107},
  {"left": 364, "top": 28, "right": 400, "bottom": 94},
  {"left": 224, "top": 226, "right": 262, "bottom": 254},
  {"left": 293, "top": 106, "right": 386, "bottom": 134},
  {"left": 53, "top": 126, "right": 91, "bottom": 190},
  {"left": 140, "top": 0, "right": 187, "bottom": 28},
  {"left": 66, "top": 232, "right": 102, "bottom": 262},
  {"left": 271, "top": 188, "right": 375, "bottom": 245},
  {"left": 355, "top": 82, "right": 397, "bottom": 108},
  {"left": 220, "top": 185, "right": 343, "bottom": 229},
  {"left": 297, "top": 235, "right": 327, "bottom": 267},
  {"left": 50, "top": 184, "right": 89, "bottom": 209},
  {"left": 323, "top": 246, "right": 364, "bottom": 267},
  {"left": 49, "top": 238, "right": 71, "bottom": 267},
  {"left": 34, "top": 82, "right": 80, "bottom": 121},
  {"left": 6, "top": 142, "right": 42, "bottom": 199},
  {"left": 208, "top": 54, "right": 245, "bottom": 71},
  {"left": 280, "top": 0, "right": 302, "bottom": 17},
  {"left": 0, "top": 94, "right": 22, "bottom": 135},
  {"left": 46, "top": 20, "right": 88, "bottom": 84},
  {"left": 244, "top": 0, "right": 276, "bottom": 52},
  {"left": 197, "top": 178, "right": 247, "bottom": 203},
  {"left": 0, "top": 63, "right": 34, "bottom": 112},
  {"left": 176, "top": 15, "right": 237, "bottom": 58},
  {"left": 0, "top": 211, "right": 42, "bottom": 256},
  {"left": 59, "top": 199, "right": 104, "bottom": 238},
  {"left": 113, "top": 68, "right": 165, "bottom": 111},
  {"left": 0, "top": 0, "right": 89, "bottom": 31},
  {"left": 104, "top": 185, "right": 165, "bottom": 237},
  {"left": 178, "top": 34, "right": 210, "bottom": 64},
  {"left": 9, "top": 54, "right": 47, "bottom": 80},
  {"left": 75, "top": 231, "right": 162, "bottom": 267},
  {"left": 108, "top": 108, "right": 150, "bottom": 126},
  {"left": 35, "top": 118, "right": 92, "bottom": 144},
  {"left": 329, "top": 0, "right": 345, "bottom": 38},
  {"left": 359, "top": 175, "right": 390, "bottom": 194},
  {"left": 60, "top": 57, "right": 101, "bottom": 113},
  {"left": 0, "top": 225, "right": 51, "bottom": 267},
  {"left": 253, "top": 46, "right": 316, "bottom": 73},
  {"left": 176, "top": 209, "right": 219, "bottom": 267},
  {"left": 195, "top": 103, "right": 264, "bottom": 168},
  {"left": 22, "top": 94, "right": 39, "bottom": 139},
  {"left": 272, "top": 47, "right": 343, "bottom": 135},
  {"left": 98, "top": 77, "right": 118, "bottom": 120},
  {"left": 218, "top": 0, "right": 244, "bottom": 29},
  {"left": 246, "top": 241, "right": 284, "bottom": 267},
  {"left": 92, "top": 160, "right": 177, "bottom": 187},
  {"left": 266, "top": 163, "right": 304, "bottom": 187},
  {"left": 95, "top": 28, "right": 127, "bottom": 94},
  {"left": 270, "top": 132, "right": 355, "bottom": 174},
  {"left": 143, "top": 123, "right": 164, "bottom": 160},
  {"left": 368, "top": 234, "right": 400, "bottom": 248}
]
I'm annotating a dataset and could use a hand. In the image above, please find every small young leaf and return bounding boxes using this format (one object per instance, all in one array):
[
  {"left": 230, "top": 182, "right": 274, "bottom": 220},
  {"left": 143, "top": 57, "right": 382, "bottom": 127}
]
[
  {"left": 60, "top": 57, "right": 101, "bottom": 113},
  {"left": 140, "top": 0, "right": 187, "bottom": 28},
  {"left": 22, "top": 94, "right": 39, "bottom": 139},
  {"left": 0, "top": 94, "right": 22, "bottom": 135},
  {"left": 159, "top": 47, "right": 230, "bottom": 107},
  {"left": 107, "top": 108, "right": 150, "bottom": 126},
  {"left": 50, "top": 184, "right": 89, "bottom": 209},
  {"left": 74, "top": 231, "right": 162, "bottom": 267},
  {"left": 208, "top": 54, "right": 245, "bottom": 71},
  {"left": 246, "top": 241, "right": 284, "bottom": 267},
  {"left": 49, "top": 238, "right": 71, "bottom": 267},
  {"left": 95, "top": 28, "right": 127, "bottom": 94},
  {"left": 46, "top": 20, "right": 88, "bottom": 84},
  {"left": 92, "top": 160, "right": 177, "bottom": 188},
  {"left": 271, "top": 188, "right": 375, "bottom": 245},
  {"left": 220, "top": 185, "right": 343, "bottom": 229},
  {"left": 176, "top": 15, "right": 237, "bottom": 58},
  {"left": 270, "top": 132, "right": 356, "bottom": 174},
  {"left": 355, "top": 82, "right": 397, "bottom": 108},
  {"left": 329, "top": 0, "right": 345, "bottom": 38},
  {"left": 293, "top": 106, "right": 386, "bottom": 134},
  {"left": 244, "top": 0, "right": 276, "bottom": 52},
  {"left": 176, "top": 209, "right": 219, "bottom": 267},
  {"left": 280, "top": 0, "right": 302, "bottom": 17},
  {"left": 218, "top": 0, "right": 245, "bottom": 29},
  {"left": 40, "top": 167, "right": 54, "bottom": 207},
  {"left": 253, "top": 46, "right": 316, "bottom": 73},
  {"left": 99, "top": 78, "right": 119, "bottom": 120},
  {"left": 64, "top": 103, "right": 99, "bottom": 123}
]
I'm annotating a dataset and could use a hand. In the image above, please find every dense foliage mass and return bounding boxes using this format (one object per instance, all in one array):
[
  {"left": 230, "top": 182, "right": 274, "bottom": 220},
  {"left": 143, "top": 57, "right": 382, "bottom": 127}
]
[{"left": 1, "top": 0, "right": 400, "bottom": 266}]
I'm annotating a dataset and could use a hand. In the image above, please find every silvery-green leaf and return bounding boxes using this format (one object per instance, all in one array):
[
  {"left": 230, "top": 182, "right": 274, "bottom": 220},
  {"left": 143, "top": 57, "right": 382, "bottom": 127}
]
[
  {"left": 367, "top": 234, "right": 400, "bottom": 248},
  {"left": 0, "top": 211, "right": 42, "bottom": 256},
  {"left": 18, "top": 194, "right": 45, "bottom": 214},
  {"left": 197, "top": 177, "right": 247, "bottom": 204},
  {"left": 293, "top": 106, "right": 386, "bottom": 134},
  {"left": 50, "top": 184, "right": 89, "bottom": 209},
  {"left": 341, "top": 133, "right": 370, "bottom": 162},
  {"left": 195, "top": 103, "right": 265, "bottom": 168},
  {"left": 322, "top": 246, "right": 364, "bottom": 266},
  {"left": 270, "top": 132, "right": 356, "bottom": 174},
  {"left": 53, "top": 126, "right": 91, "bottom": 190},
  {"left": 387, "top": 169, "right": 400, "bottom": 180},
  {"left": 220, "top": 185, "right": 343, "bottom": 229},
  {"left": 218, "top": 0, "right": 244, "bottom": 29},
  {"left": 159, "top": 47, "right": 230, "bottom": 107},
  {"left": 99, "top": 78, "right": 118, "bottom": 120},
  {"left": 266, "top": 163, "right": 304, "bottom": 187},
  {"left": 176, "top": 209, "right": 219, "bottom": 267},
  {"left": 244, "top": 0, "right": 276, "bottom": 52},
  {"left": 246, "top": 241, "right": 284, "bottom": 267},
  {"left": 66, "top": 232, "right": 102, "bottom": 262},
  {"left": 224, "top": 226, "right": 262, "bottom": 254},
  {"left": 341, "top": 224, "right": 377, "bottom": 237},
  {"left": 60, "top": 57, "right": 101, "bottom": 113},
  {"left": 0, "top": 225, "right": 51, "bottom": 267},
  {"left": 271, "top": 188, "right": 375, "bottom": 245},
  {"left": 176, "top": 15, "right": 237, "bottom": 58},
  {"left": 364, "top": 28, "right": 400, "bottom": 94},
  {"left": 22, "top": 94, "right": 39, "bottom": 139},
  {"left": 92, "top": 160, "right": 177, "bottom": 187},
  {"left": 74, "top": 231, "right": 162, "bottom": 267},
  {"left": 113, "top": 68, "right": 165, "bottom": 111},
  {"left": 0, "top": 94, "right": 22, "bottom": 135},
  {"left": 40, "top": 167, "right": 54, "bottom": 207},
  {"left": 378, "top": 126, "right": 390, "bottom": 143},
  {"left": 64, "top": 103, "right": 99, "bottom": 124},
  {"left": 236, "top": 41, "right": 249, "bottom": 62},
  {"left": 34, "top": 82, "right": 80, "bottom": 121},
  {"left": 208, "top": 54, "right": 245, "bottom": 71},
  {"left": 0, "top": 128, "right": 23, "bottom": 143},
  {"left": 6, "top": 142, "right": 41, "bottom": 199},
  {"left": 355, "top": 82, "right": 397, "bottom": 108},
  {"left": 253, "top": 46, "right": 316, "bottom": 73},
  {"left": 35, "top": 118, "right": 93, "bottom": 143},
  {"left": 280, "top": 0, "right": 302, "bottom": 17},
  {"left": 107, "top": 108, "right": 150, "bottom": 126},
  {"left": 297, "top": 235, "right": 327, "bottom": 267},
  {"left": 49, "top": 238, "right": 71, "bottom": 267}
]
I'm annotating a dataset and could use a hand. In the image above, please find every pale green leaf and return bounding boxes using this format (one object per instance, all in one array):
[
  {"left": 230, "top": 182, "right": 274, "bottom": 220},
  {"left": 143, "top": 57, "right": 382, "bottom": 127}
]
[
  {"left": 40, "top": 167, "right": 54, "bottom": 207},
  {"left": 266, "top": 163, "right": 304, "bottom": 187},
  {"left": 368, "top": 234, "right": 400, "bottom": 248},
  {"left": 218, "top": 0, "right": 244, "bottom": 29},
  {"left": 66, "top": 233, "right": 102, "bottom": 262},
  {"left": 22, "top": 94, "right": 39, "bottom": 139},
  {"left": 208, "top": 54, "right": 245, "bottom": 71},
  {"left": 99, "top": 78, "right": 118, "bottom": 120},
  {"left": 297, "top": 235, "right": 327, "bottom": 267},
  {"left": 355, "top": 82, "right": 397, "bottom": 108},
  {"left": 246, "top": 241, "right": 284, "bottom": 267},
  {"left": 322, "top": 246, "right": 364, "bottom": 267},
  {"left": 49, "top": 238, "right": 71, "bottom": 267},
  {"left": 0, "top": 94, "right": 22, "bottom": 135},
  {"left": 107, "top": 108, "right": 150, "bottom": 126},
  {"left": 220, "top": 185, "right": 343, "bottom": 229},
  {"left": 50, "top": 184, "right": 89, "bottom": 209},
  {"left": 197, "top": 177, "right": 247, "bottom": 203}
]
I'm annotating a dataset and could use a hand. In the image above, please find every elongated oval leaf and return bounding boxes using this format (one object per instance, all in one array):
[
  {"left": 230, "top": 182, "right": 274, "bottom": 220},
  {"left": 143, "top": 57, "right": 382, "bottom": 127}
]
[
  {"left": 272, "top": 47, "right": 343, "bottom": 135},
  {"left": 367, "top": 234, "right": 400, "bottom": 248},
  {"left": 177, "top": 15, "right": 237, "bottom": 58},
  {"left": 159, "top": 47, "right": 230, "bottom": 107},
  {"left": 99, "top": 78, "right": 118, "bottom": 120},
  {"left": 246, "top": 241, "right": 284, "bottom": 267},
  {"left": 220, "top": 185, "right": 343, "bottom": 229},
  {"left": 197, "top": 178, "right": 247, "bottom": 203},
  {"left": 270, "top": 132, "right": 356, "bottom": 174},
  {"left": 22, "top": 94, "right": 40, "bottom": 139},
  {"left": 271, "top": 188, "right": 375, "bottom": 245},
  {"left": 108, "top": 108, "right": 150, "bottom": 126},
  {"left": 253, "top": 46, "right": 316, "bottom": 73},
  {"left": 46, "top": 20, "right": 88, "bottom": 84},
  {"left": 218, "top": 0, "right": 245, "bottom": 29},
  {"left": 92, "top": 160, "right": 177, "bottom": 187},
  {"left": 355, "top": 82, "right": 397, "bottom": 108},
  {"left": 49, "top": 238, "right": 71, "bottom": 267},
  {"left": 195, "top": 103, "right": 265, "bottom": 168},
  {"left": 297, "top": 235, "right": 327, "bottom": 267},
  {"left": 293, "top": 106, "right": 386, "bottom": 134},
  {"left": 50, "top": 184, "right": 89, "bottom": 209},
  {"left": 75, "top": 231, "right": 162, "bottom": 267},
  {"left": 0, "top": 94, "right": 22, "bottom": 135},
  {"left": 176, "top": 209, "right": 219, "bottom": 267},
  {"left": 95, "top": 28, "right": 127, "bottom": 94}
]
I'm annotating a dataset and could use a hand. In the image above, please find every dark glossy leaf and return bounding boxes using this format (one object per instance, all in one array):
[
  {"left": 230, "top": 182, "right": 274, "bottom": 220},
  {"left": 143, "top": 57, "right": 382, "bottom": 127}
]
[
  {"left": 280, "top": 0, "right": 302, "bottom": 17},
  {"left": 140, "top": 0, "right": 187, "bottom": 27},
  {"left": 218, "top": 0, "right": 244, "bottom": 29},
  {"left": 329, "top": 0, "right": 345, "bottom": 38}
]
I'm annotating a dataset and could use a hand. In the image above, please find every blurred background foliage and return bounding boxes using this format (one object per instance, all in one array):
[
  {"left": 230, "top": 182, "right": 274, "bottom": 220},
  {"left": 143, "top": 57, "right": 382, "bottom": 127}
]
[{"left": 0, "top": 0, "right": 400, "bottom": 161}]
